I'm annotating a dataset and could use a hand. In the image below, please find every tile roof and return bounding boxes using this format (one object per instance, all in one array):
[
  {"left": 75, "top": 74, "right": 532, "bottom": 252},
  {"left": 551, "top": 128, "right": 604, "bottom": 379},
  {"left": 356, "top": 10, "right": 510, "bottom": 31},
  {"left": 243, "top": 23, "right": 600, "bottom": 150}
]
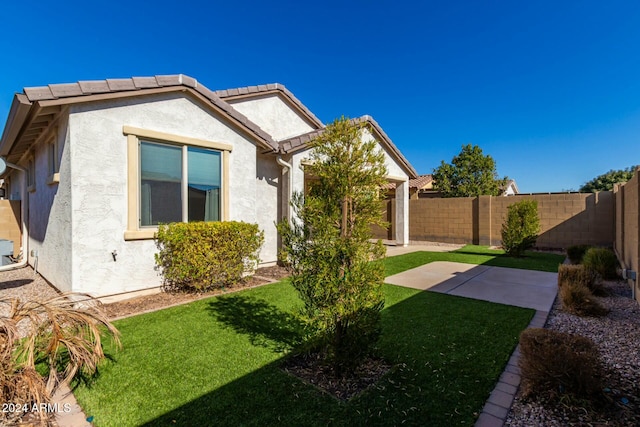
[
  {"left": 278, "top": 115, "right": 418, "bottom": 178},
  {"left": 215, "top": 83, "right": 324, "bottom": 129},
  {"left": 18, "top": 74, "right": 278, "bottom": 151}
]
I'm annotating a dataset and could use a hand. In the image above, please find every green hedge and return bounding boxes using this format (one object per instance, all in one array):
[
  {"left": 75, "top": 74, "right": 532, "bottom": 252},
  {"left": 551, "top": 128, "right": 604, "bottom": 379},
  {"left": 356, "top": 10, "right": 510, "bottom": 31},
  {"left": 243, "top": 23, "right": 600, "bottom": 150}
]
[{"left": 155, "top": 221, "right": 264, "bottom": 291}]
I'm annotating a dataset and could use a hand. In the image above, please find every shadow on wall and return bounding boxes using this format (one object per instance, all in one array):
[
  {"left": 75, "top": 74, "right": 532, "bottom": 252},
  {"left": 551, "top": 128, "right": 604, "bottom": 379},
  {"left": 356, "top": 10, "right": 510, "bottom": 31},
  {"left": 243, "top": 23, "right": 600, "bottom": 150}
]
[{"left": 534, "top": 193, "right": 614, "bottom": 249}]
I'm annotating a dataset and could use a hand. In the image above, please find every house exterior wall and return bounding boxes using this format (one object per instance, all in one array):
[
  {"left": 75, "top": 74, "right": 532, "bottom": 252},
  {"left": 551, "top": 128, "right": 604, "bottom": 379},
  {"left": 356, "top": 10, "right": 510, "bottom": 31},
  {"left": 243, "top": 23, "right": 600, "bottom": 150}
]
[
  {"left": 228, "top": 94, "right": 317, "bottom": 141},
  {"left": 255, "top": 152, "right": 280, "bottom": 265},
  {"left": 18, "top": 119, "right": 74, "bottom": 292},
  {"left": 65, "top": 93, "right": 271, "bottom": 296},
  {"left": 613, "top": 169, "right": 640, "bottom": 303}
]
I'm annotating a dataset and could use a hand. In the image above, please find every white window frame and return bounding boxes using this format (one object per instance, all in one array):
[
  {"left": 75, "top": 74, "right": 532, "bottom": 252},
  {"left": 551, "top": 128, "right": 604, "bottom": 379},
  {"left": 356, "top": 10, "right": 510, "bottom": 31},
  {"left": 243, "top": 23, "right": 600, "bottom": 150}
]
[
  {"left": 123, "top": 126, "right": 232, "bottom": 240},
  {"left": 26, "top": 155, "right": 36, "bottom": 193}
]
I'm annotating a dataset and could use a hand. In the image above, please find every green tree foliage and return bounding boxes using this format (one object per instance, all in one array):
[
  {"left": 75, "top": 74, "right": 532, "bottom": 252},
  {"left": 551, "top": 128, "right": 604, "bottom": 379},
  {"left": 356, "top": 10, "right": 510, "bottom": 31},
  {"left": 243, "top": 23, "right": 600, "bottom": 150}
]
[
  {"left": 277, "top": 117, "right": 387, "bottom": 373},
  {"left": 432, "top": 144, "right": 508, "bottom": 197},
  {"left": 579, "top": 166, "right": 638, "bottom": 192},
  {"left": 501, "top": 200, "right": 540, "bottom": 257}
]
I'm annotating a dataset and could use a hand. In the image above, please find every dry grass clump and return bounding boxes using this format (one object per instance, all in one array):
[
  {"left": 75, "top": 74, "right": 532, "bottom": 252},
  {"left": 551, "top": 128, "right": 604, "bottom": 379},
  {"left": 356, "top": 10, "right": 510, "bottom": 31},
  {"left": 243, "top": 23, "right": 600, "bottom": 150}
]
[
  {"left": 519, "top": 328, "right": 603, "bottom": 400},
  {"left": 0, "top": 294, "right": 120, "bottom": 426},
  {"left": 582, "top": 247, "right": 618, "bottom": 280},
  {"left": 557, "top": 265, "right": 608, "bottom": 317}
]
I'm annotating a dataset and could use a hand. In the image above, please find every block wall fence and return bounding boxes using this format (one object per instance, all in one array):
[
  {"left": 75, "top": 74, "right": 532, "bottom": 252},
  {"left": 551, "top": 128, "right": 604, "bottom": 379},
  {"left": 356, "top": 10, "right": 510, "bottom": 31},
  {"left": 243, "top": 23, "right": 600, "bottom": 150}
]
[
  {"left": 614, "top": 167, "right": 640, "bottom": 303},
  {"left": 375, "top": 192, "right": 615, "bottom": 249},
  {"left": 0, "top": 200, "right": 21, "bottom": 256}
]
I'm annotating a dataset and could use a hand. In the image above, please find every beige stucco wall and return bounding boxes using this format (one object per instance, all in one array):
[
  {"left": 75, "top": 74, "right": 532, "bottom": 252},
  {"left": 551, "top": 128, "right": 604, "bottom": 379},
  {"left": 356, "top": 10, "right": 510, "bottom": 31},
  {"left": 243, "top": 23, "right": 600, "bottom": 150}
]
[{"left": 228, "top": 93, "right": 317, "bottom": 141}]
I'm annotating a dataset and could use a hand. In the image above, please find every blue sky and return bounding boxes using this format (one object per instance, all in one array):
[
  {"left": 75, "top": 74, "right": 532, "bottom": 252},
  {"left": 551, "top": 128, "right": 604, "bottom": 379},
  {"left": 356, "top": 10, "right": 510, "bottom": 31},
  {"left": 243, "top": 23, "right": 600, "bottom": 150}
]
[{"left": 1, "top": 1, "right": 639, "bottom": 192}]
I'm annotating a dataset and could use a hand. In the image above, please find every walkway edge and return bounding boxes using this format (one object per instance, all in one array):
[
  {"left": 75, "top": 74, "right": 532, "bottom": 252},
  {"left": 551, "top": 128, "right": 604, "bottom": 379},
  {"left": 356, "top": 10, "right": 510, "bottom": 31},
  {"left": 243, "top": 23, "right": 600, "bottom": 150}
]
[{"left": 474, "top": 309, "right": 549, "bottom": 427}]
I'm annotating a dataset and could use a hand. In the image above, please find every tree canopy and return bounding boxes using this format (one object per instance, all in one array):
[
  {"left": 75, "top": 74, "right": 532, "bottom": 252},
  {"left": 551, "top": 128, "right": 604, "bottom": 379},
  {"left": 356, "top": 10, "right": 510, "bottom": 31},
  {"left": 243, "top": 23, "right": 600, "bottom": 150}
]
[
  {"left": 432, "top": 144, "right": 507, "bottom": 197},
  {"left": 579, "top": 166, "right": 638, "bottom": 192}
]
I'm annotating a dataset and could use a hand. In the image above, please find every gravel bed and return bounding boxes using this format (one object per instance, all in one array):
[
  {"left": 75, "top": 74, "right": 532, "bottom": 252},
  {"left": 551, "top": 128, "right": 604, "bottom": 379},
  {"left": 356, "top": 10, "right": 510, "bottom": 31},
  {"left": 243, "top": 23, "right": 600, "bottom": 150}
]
[{"left": 506, "top": 279, "right": 640, "bottom": 426}]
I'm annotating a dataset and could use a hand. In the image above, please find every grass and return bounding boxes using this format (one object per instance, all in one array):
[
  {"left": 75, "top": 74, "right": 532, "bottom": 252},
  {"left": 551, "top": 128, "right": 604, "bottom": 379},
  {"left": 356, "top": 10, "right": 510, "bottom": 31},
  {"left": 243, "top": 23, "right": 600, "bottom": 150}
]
[
  {"left": 384, "top": 245, "right": 565, "bottom": 276},
  {"left": 73, "top": 246, "right": 539, "bottom": 426}
]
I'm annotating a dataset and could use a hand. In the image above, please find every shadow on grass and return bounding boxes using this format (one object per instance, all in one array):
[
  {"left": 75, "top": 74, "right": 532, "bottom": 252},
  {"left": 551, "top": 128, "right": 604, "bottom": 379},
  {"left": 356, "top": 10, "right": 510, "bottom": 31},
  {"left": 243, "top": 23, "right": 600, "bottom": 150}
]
[
  {"left": 206, "top": 294, "right": 305, "bottom": 352},
  {"left": 136, "top": 288, "right": 533, "bottom": 427}
]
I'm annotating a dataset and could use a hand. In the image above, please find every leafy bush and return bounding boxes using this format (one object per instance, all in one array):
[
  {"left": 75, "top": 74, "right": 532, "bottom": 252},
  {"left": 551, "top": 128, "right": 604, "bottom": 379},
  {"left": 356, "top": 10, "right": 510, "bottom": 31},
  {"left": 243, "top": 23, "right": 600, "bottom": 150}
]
[
  {"left": 558, "top": 266, "right": 608, "bottom": 317},
  {"left": 566, "top": 244, "right": 592, "bottom": 264},
  {"left": 501, "top": 200, "right": 540, "bottom": 257},
  {"left": 155, "top": 221, "right": 264, "bottom": 292},
  {"left": 519, "top": 328, "right": 603, "bottom": 400},
  {"left": 1, "top": 294, "right": 120, "bottom": 426},
  {"left": 582, "top": 247, "right": 618, "bottom": 280},
  {"left": 558, "top": 264, "right": 606, "bottom": 296}
]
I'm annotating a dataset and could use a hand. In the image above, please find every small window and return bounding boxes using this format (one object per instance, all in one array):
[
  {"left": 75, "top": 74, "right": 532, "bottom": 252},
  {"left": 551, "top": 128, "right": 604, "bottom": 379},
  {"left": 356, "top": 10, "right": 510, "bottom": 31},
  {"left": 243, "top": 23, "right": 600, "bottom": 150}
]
[
  {"left": 47, "top": 134, "right": 60, "bottom": 184},
  {"left": 27, "top": 157, "right": 35, "bottom": 192}
]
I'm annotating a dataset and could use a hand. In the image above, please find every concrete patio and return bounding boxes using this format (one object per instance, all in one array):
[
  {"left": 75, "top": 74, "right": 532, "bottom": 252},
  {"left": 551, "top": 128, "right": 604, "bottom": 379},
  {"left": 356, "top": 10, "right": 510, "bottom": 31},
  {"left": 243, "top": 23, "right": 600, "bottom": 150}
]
[{"left": 385, "top": 261, "right": 558, "bottom": 311}]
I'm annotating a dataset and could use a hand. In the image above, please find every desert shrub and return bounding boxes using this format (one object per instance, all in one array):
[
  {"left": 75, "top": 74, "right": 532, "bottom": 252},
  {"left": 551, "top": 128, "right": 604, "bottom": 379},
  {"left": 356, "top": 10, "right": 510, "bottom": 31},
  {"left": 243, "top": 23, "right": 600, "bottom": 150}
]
[
  {"left": 155, "top": 221, "right": 264, "bottom": 292},
  {"left": 558, "top": 264, "right": 607, "bottom": 296},
  {"left": 519, "top": 328, "right": 603, "bottom": 400},
  {"left": 0, "top": 294, "right": 120, "bottom": 426},
  {"left": 501, "top": 199, "right": 540, "bottom": 257},
  {"left": 558, "top": 272, "right": 608, "bottom": 317},
  {"left": 582, "top": 247, "right": 618, "bottom": 280},
  {"left": 566, "top": 244, "right": 592, "bottom": 264}
]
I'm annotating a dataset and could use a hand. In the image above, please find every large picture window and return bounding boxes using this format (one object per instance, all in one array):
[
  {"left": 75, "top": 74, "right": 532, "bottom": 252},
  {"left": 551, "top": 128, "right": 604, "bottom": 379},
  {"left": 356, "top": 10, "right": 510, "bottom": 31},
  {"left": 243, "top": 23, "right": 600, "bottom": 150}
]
[
  {"left": 124, "top": 126, "right": 231, "bottom": 240},
  {"left": 140, "top": 141, "right": 221, "bottom": 227}
]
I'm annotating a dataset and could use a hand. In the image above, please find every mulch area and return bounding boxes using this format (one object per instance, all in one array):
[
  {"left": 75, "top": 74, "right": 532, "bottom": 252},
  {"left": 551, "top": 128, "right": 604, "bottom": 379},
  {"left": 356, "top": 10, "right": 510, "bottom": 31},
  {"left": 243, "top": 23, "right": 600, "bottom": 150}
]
[{"left": 104, "top": 265, "right": 290, "bottom": 319}]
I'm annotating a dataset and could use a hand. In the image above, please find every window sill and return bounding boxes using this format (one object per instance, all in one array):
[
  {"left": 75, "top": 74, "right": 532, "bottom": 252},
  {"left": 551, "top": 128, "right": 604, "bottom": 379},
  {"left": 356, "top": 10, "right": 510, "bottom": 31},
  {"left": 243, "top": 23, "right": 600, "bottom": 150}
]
[
  {"left": 47, "top": 173, "right": 60, "bottom": 185},
  {"left": 27, "top": 185, "right": 36, "bottom": 193},
  {"left": 124, "top": 229, "right": 157, "bottom": 241}
]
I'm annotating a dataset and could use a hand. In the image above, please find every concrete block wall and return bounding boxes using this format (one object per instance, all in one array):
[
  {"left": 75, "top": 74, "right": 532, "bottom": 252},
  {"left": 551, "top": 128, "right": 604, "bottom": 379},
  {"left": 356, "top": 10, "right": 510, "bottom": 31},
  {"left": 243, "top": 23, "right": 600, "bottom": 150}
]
[
  {"left": 0, "top": 200, "right": 21, "bottom": 255},
  {"left": 614, "top": 168, "right": 640, "bottom": 303},
  {"left": 376, "top": 192, "right": 615, "bottom": 249}
]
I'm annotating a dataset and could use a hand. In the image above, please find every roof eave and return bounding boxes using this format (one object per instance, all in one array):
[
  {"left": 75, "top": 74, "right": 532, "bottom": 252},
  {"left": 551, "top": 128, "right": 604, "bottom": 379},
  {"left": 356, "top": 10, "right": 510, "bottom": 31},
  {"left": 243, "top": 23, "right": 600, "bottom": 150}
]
[{"left": 0, "top": 94, "right": 33, "bottom": 157}]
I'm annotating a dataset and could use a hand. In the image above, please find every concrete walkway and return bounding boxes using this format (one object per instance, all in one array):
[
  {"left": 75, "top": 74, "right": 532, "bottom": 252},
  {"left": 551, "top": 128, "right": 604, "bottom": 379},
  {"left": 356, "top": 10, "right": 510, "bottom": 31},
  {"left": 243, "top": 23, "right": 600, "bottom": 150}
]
[
  {"left": 385, "top": 261, "right": 558, "bottom": 311},
  {"left": 384, "top": 257, "right": 559, "bottom": 427}
]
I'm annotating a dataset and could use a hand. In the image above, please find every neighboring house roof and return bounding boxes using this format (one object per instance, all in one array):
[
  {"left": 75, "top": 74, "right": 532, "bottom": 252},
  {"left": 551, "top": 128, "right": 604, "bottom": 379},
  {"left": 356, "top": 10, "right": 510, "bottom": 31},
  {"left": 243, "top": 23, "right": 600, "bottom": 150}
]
[
  {"left": 279, "top": 115, "right": 418, "bottom": 179},
  {"left": 215, "top": 83, "right": 324, "bottom": 130},
  {"left": 501, "top": 179, "right": 519, "bottom": 195},
  {"left": 382, "top": 174, "right": 433, "bottom": 190}
]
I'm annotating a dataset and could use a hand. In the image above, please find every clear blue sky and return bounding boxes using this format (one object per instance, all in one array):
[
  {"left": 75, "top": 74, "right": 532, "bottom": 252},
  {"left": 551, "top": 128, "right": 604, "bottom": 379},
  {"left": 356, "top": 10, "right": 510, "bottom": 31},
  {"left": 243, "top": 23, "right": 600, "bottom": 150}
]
[{"left": 1, "top": 1, "right": 639, "bottom": 193}]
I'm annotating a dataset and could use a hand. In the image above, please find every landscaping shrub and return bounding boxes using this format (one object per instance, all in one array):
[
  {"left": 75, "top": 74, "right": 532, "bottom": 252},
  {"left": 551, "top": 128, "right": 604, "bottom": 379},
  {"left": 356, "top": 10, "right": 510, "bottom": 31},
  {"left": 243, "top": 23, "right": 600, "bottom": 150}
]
[
  {"left": 1, "top": 294, "right": 120, "bottom": 426},
  {"left": 558, "top": 264, "right": 607, "bottom": 296},
  {"left": 558, "top": 267, "right": 608, "bottom": 317},
  {"left": 501, "top": 200, "right": 540, "bottom": 257},
  {"left": 582, "top": 247, "right": 618, "bottom": 280},
  {"left": 519, "top": 328, "right": 603, "bottom": 400},
  {"left": 155, "top": 221, "right": 264, "bottom": 291},
  {"left": 566, "top": 244, "right": 592, "bottom": 264}
]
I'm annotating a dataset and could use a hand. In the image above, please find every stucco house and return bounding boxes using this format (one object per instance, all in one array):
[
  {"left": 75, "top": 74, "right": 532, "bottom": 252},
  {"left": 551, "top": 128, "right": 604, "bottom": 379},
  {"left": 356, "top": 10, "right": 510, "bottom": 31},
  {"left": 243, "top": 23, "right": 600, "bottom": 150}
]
[{"left": 0, "top": 74, "right": 417, "bottom": 297}]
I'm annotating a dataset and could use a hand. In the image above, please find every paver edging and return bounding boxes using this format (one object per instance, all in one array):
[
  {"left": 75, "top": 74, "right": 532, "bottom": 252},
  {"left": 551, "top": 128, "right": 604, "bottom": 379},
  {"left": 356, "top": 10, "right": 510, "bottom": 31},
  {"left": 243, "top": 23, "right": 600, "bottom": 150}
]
[{"left": 473, "top": 309, "right": 551, "bottom": 427}]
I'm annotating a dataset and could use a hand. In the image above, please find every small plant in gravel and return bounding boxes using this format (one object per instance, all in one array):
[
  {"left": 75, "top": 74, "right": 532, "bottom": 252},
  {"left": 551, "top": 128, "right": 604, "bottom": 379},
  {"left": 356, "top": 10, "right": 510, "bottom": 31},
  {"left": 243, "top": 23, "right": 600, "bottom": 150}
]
[
  {"left": 566, "top": 244, "right": 592, "bottom": 264},
  {"left": 582, "top": 247, "right": 618, "bottom": 280},
  {"left": 519, "top": 328, "right": 603, "bottom": 400},
  {"left": 558, "top": 264, "right": 607, "bottom": 297},
  {"left": 501, "top": 199, "right": 540, "bottom": 257},
  {"left": 0, "top": 294, "right": 120, "bottom": 426},
  {"left": 558, "top": 265, "right": 608, "bottom": 317}
]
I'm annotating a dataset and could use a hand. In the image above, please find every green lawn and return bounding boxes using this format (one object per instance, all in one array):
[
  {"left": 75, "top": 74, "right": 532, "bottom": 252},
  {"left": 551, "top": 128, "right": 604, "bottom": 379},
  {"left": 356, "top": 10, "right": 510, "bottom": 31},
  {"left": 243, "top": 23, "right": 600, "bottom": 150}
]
[
  {"left": 384, "top": 245, "right": 565, "bottom": 276},
  {"left": 74, "top": 246, "right": 540, "bottom": 426}
]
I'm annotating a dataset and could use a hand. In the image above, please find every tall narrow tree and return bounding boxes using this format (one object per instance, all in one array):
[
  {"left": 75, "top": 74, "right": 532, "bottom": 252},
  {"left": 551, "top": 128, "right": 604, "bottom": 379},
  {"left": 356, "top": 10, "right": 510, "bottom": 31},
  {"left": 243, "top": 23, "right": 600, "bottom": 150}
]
[{"left": 277, "top": 117, "right": 388, "bottom": 373}]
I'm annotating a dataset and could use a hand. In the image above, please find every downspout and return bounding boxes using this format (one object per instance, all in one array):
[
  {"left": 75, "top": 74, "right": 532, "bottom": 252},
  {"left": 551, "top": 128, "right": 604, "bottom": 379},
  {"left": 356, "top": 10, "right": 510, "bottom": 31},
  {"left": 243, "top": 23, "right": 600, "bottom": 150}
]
[
  {"left": 0, "top": 159, "right": 28, "bottom": 272},
  {"left": 276, "top": 156, "right": 292, "bottom": 223}
]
